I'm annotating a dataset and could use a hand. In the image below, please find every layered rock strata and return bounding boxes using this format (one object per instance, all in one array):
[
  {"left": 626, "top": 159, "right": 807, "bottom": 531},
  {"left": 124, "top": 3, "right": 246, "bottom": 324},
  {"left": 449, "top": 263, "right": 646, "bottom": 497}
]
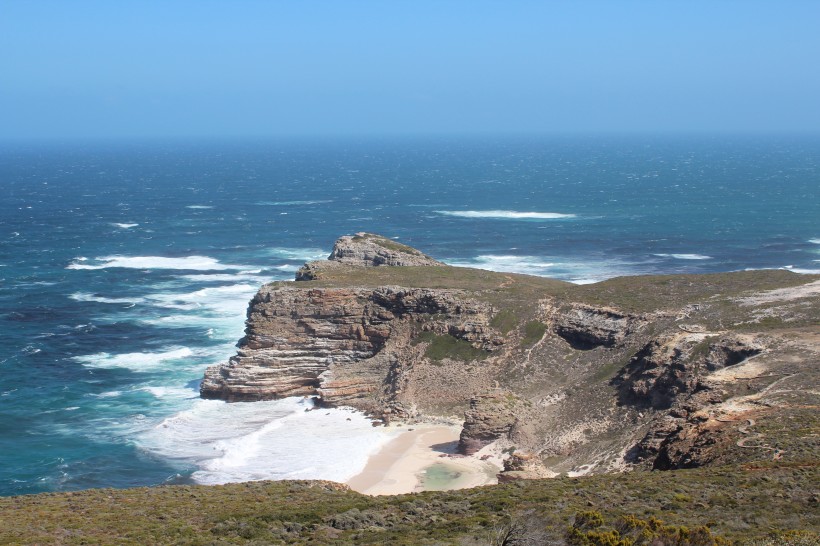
[
  {"left": 458, "top": 392, "right": 520, "bottom": 455},
  {"left": 200, "top": 285, "right": 497, "bottom": 410},
  {"left": 296, "top": 232, "right": 443, "bottom": 280}
]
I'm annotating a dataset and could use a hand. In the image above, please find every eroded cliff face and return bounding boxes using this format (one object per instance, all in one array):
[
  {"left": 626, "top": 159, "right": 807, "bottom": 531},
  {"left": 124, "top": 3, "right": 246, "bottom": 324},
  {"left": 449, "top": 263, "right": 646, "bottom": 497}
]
[
  {"left": 296, "top": 232, "right": 443, "bottom": 281},
  {"left": 201, "top": 285, "right": 499, "bottom": 416},
  {"left": 552, "top": 303, "right": 647, "bottom": 350},
  {"left": 201, "top": 234, "right": 820, "bottom": 480}
]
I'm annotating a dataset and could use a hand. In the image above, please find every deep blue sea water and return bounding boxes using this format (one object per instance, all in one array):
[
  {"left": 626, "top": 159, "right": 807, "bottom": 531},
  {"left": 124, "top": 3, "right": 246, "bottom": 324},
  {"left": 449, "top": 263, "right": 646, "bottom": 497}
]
[{"left": 1, "top": 135, "right": 818, "bottom": 496}]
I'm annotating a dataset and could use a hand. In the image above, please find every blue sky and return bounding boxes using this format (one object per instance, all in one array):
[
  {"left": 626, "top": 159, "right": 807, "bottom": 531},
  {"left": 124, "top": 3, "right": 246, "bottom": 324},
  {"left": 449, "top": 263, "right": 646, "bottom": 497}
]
[{"left": 2, "top": 1, "right": 819, "bottom": 139}]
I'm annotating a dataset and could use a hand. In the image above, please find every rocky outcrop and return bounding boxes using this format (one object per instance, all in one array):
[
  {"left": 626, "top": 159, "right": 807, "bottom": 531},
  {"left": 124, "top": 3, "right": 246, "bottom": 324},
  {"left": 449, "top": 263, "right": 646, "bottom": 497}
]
[
  {"left": 201, "top": 287, "right": 389, "bottom": 402},
  {"left": 296, "top": 233, "right": 443, "bottom": 280},
  {"left": 615, "top": 333, "right": 764, "bottom": 409},
  {"left": 552, "top": 304, "right": 646, "bottom": 349},
  {"left": 200, "top": 284, "right": 496, "bottom": 409},
  {"left": 624, "top": 334, "right": 769, "bottom": 465},
  {"left": 458, "top": 392, "right": 520, "bottom": 455},
  {"left": 499, "top": 452, "right": 555, "bottom": 482}
]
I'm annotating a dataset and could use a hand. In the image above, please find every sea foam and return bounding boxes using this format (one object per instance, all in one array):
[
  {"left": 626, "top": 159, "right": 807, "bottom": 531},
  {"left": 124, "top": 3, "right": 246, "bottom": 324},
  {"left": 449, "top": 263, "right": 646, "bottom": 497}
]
[
  {"left": 653, "top": 253, "right": 712, "bottom": 260},
  {"left": 255, "top": 200, "right": 333, "bottom": 206},
  {"left": 70, "top": 292, "right": 145, "bottom": 305},
  {"left": 435, "top": 210, "right": 576, "bottom": 220},
  {"left": 137, "top": 397, "right": 398, "bottom": 485},
  {"left": 73, "top": 347, "right": 195, "bottom": 371},
  {"left": 445, "top": 254, "right": 634, "bottom": 284},
  {"left": 67, "top": 255, "right": 247, "bottom": 271},
  {"left": 265, "top": 247, "right": 327, "bottom": 261}
]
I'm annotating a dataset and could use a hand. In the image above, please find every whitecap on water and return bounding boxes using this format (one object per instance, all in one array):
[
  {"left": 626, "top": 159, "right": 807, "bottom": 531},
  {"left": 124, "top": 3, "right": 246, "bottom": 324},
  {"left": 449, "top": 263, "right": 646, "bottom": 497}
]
[
  {"left": 255, "top": 200, "right": 333, "bottom": 206},
  {"left": 70, "top": 292, "right": 145, "bottom": 305},
  {"left": 435, "top": 210, "right": 577, "bottom": 220},
  {"left": 444, "top": 254, "right": 632, "bottom": 284},
  {"left": 782, "top": 265, "right": 820, "bottom": 274},
  {"left": 147, "top": 283, "right": 258, "bottom": 312},
  {"left": 264, "top": 247, "right": 327, "bottom": 261},
  {"left": 67, "top": 255, "right": 250, "bottom": 271},
  {"left": 111, "top": 223, "right": 139, "bottom": 229},
  {"left": 138, "top": 385, "right": 198, "bottom": 400},
  {"left": 73, "top": 347, "right": 196, "bottom": 371},
  {"left": 653, "top": 253, "right": 712, "bottom": 260},
  {"left": 177, "top": 272, "right": 271, "bottom": 283}
]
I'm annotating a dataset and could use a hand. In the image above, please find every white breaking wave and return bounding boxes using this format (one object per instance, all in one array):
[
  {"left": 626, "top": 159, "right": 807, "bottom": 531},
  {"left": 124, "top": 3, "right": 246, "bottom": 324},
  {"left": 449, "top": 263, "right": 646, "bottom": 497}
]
[
  {"left": 147, "top": 283, "right": 259, "bottom": 309},
  {"left": 73, "top": 347, "right": 195, "bottom": 371},
  {"left": 653, "top": 253, "right": 712, "bottom": 260},
  {"left": 435, "top": 210, "right": 576, "bottom": 220},
  {"left": 255, "top": 200, "right": 333, "bottom": 206},
  {"left": 177, "top": 272, "right": 270, "bottom": 283},
  {"left": 186, "top": 205, "right": 213, "bottom": 209},
  {"left": 809, "top": 239, "right": 820, "bottom": 245},
  {"left": 67, "top": 255, "right": 248, "bottom": 271},
  {"left": 138, "top": 283, "right": 262, "bottom": 342},
  {"left": 265, "top": 247, "right": 327, "bottom": 261},
  {"left": 138, "top": 385, "right": 198, "bottom": 400},
  {"left": 782, "top": 266, "right": 820, "bottom": 274},
  {"left": 445, "top": 254, "right": 640, "bottom": 284},
  {"left": 137, "top": 397, "right": 398, "bottom": 485},
  {"left": 70, "top": 292, "right": 145, "bottom": 305},
  {"left": 111, "top": 223, "right": 139, "bottom": 229}
]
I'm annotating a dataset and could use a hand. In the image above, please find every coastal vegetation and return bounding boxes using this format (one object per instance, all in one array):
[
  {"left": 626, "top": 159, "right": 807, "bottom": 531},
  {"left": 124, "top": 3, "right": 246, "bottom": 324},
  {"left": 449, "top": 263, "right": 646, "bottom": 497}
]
[
  {"left": 1, "top": 460, "right": 816, "bottom": 544},
  {"left": 413, "top": 331, "right": 491, "bottom": 362}
]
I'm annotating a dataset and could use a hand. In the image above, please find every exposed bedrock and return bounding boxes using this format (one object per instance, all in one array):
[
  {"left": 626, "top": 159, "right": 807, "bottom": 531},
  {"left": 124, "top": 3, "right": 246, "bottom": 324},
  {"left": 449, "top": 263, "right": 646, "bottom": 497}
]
[
  {"left": 200, "top": 285, "right": 495, "bottom": 406},
  {"left": 458, "top": 391, "right": 520, "bottom": 455},
  {"left": 624, "top": 333, "right": 768, "bottom": 465},
  {"left": 615, "top": 333, "right": 765, "bottom": 410},
  {"left": 296, "top": 232, "right": 443, "bottom": 280},
  {"left": 552, "top": 304, "right": 647, "bottom": 350}
]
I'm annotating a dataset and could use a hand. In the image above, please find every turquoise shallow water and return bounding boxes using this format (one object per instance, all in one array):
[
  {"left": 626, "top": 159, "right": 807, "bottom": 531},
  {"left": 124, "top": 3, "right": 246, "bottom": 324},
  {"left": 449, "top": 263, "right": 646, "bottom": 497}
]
[{"left": 1, "top": 135, "right": 818, "bottom": 496}]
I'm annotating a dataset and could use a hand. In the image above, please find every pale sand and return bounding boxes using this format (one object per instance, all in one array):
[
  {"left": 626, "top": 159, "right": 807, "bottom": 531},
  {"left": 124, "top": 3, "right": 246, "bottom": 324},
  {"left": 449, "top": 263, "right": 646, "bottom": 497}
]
[{"left": 346, "top": 424, "right": 501, "bottom": 496}]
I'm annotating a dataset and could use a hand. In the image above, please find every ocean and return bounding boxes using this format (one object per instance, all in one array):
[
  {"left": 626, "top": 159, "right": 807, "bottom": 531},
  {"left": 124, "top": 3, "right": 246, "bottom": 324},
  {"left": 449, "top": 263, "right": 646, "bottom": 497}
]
[{"left": 1, "top": 135, "right": 818, "bottom": 496}]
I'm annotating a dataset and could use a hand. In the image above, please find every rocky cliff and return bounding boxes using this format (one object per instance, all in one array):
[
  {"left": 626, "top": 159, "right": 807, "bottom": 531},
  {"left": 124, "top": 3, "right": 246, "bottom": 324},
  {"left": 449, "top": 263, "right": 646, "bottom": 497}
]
[
  {"left": 295, "top": 232, "right": 443, "bottom": 281},
  {"left": 202, "top": 234, "right": 820, "bottom": 479}
]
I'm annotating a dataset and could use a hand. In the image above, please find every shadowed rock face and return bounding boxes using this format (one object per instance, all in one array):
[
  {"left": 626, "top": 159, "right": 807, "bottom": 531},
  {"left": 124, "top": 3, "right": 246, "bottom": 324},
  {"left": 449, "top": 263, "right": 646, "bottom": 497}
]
[
  {"left": 553, "top": 304, "right": 646, "bottom": 350},
  {"left": 614, "top": 333, "right": 765, "bottom": 410}
]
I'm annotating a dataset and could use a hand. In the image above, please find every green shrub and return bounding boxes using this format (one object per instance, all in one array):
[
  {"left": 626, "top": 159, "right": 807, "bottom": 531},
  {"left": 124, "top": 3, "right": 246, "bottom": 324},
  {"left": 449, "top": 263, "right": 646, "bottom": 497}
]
[
  {"left": 491, "top": 309, "right": 518, "bottom": 334},
  {"left": 417, "top": 332, "right": 489, "bottom": 362},
  {"left": 522, "top": 320, "right": 547, "bottom": 346}
]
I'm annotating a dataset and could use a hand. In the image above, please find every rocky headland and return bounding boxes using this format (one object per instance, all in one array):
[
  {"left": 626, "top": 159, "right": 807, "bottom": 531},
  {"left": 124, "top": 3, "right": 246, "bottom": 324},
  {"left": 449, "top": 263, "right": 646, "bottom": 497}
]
[{"left": 202, "top": 233, "right": 820, "bottom": 482}]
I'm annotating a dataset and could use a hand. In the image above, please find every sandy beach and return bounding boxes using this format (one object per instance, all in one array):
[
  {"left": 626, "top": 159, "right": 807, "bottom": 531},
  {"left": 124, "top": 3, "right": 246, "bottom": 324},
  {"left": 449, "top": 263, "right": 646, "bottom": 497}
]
[{"left": 346, "top": 424, "right": 501, "bottom": 496}]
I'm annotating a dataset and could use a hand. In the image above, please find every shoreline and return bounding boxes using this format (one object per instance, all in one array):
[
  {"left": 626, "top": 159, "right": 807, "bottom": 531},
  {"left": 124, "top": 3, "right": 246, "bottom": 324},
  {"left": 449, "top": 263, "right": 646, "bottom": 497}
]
[{"left": 346, "top": 423, "right": 501, "bottom": 496}]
